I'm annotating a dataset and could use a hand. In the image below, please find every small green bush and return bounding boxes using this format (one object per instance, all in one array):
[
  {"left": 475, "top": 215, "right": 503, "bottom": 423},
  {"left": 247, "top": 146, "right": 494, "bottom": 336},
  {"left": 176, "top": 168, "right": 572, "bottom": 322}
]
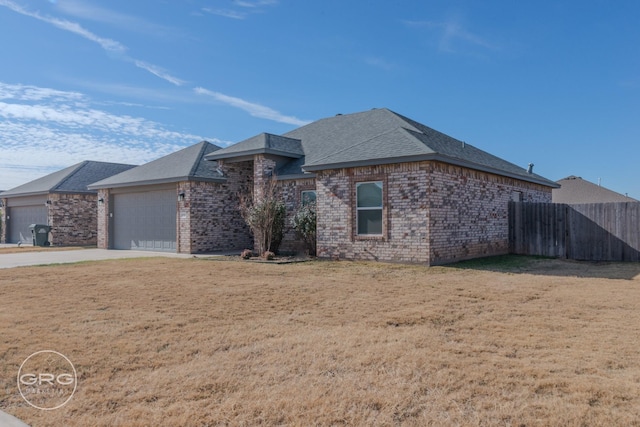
[{"left": 291, "top": 202, "right": 316, "bottom": 256}]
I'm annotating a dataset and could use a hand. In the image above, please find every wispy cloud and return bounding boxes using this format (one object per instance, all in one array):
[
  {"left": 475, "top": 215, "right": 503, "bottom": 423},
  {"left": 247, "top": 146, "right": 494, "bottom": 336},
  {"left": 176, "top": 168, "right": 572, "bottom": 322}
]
[
  {"left": 234, "top": 0, "right": 279, "bottom": 8},
  {"left": 0, "top": 0, "right": 126, "bottom": 53},
  {"left": 0, "top": 82, "right": 214, "bottom": 189},
  {"left": 0, "top": 82, "right": 86, "bottom": 103},
  {"left": 54, "top": 0, "right": 174, "bottom": 36},
  {"left": 133, "top": 60, "right": 186, "bottom": 87},
  {"left": 0, "top": 0, "right": 187, "bottom": 87},
  {"left": 364, "top": 56, "right": 397, "bottom": 71},
  {"left": 202, "top": 0, "right": 278, "bottom": 20},
  {"left": 195, "top": 87, "right": 310, "bottom": 126},
  {"left": 405, "top": 18, "right": 498, "bottom": 54},
  {"left": 202, "top": 8, "right": 246, "bottom": 20},
  {"left": 0, "top": 0, "right": 306, "bottom": 127}
]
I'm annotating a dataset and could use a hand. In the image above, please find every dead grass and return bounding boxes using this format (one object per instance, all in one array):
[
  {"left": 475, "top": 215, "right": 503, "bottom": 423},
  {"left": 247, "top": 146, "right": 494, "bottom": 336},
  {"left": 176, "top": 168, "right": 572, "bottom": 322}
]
[{"left": 1, "top": 256, "right": 640, "bottom": 426}]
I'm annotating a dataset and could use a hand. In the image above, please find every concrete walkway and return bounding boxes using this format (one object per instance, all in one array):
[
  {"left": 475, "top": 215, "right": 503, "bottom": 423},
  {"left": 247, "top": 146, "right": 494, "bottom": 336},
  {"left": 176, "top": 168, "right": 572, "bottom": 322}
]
[
  {"left": 0, "top": 410, "right": 30, "bottom": 427},
  {"left": 0, "top": 247, "right": 204, "bottom": 269}
]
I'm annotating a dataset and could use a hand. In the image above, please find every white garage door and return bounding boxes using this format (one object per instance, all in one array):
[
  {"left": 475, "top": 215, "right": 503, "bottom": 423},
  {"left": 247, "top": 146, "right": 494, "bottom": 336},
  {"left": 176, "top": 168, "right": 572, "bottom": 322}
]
[
  {"left": 113, "top": 189, "right": 177, "bottom": 252},
  {"left": 8, "top": 205, "right": 48, "bottom": 244}
]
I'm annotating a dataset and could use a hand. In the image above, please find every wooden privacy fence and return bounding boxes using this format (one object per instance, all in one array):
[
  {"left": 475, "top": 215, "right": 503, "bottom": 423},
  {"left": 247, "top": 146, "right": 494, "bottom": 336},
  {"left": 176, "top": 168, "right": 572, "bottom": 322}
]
[{"left": 509, "top": 202, "right": 640, "bottom": 262}]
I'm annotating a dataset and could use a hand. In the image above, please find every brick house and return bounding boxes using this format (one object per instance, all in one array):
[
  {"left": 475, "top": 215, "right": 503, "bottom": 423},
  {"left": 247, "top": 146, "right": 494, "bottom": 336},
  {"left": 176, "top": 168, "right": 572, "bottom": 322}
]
[
  {"left": 1, "top": 161, "right": 135, "bottom": 245},
  {"left": 88, "top": 141, "right": 253, "bottom": 253},
  {"left": 206, "top": 108, "right": 558, "bottom": 265}
]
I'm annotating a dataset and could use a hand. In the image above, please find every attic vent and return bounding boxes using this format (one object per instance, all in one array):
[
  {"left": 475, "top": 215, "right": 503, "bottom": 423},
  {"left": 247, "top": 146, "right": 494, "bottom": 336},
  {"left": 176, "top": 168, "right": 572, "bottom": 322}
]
[{"left": 527, "top": 163, "right": 534, "bottom": 174}]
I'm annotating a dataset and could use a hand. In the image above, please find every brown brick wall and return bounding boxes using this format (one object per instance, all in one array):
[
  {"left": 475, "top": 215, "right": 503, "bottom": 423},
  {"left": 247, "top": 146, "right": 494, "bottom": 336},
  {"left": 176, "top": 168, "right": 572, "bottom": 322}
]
[
  {"left": 316, "top": 163, "right": 431, "bottom": 263},
  {"left": 427, "top": 162, "right": 551, "bottom": 265},
  {"left": 277, "top": 177, "right": 316, "bottom": 254},
  {"left": 48, "top": 193, "right": 98, "bottom": 246},
  {"left": 315, "top": 161, "right": 551, "bottom": 264},
  {"left": 178, "top": 161, "right": 254, "bottom": 254}
]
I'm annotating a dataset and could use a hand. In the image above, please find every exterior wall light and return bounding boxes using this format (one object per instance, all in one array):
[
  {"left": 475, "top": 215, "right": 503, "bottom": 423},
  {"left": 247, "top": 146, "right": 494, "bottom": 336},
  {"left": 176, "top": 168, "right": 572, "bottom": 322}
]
[
  {"left": 45, "top": 200, "right": 52, "bottom": 205},
  {"left": 178, "top": 192, "right": 185, "bottom": 201},
  {"left": 98, "top": 198, "right": 104, "bottom": 204}
]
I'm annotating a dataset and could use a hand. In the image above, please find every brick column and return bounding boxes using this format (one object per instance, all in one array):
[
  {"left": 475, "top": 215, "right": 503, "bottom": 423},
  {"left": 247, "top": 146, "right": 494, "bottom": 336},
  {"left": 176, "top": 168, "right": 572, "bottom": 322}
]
[
  {"left": 97, "top": 189, "right": 110, "bottom": 249},
  {"left": 176, "top": 182, "right": 191, "bottom": 254},
  {"left": 0, "top": 198, "right": 7, "bottom": 243}
]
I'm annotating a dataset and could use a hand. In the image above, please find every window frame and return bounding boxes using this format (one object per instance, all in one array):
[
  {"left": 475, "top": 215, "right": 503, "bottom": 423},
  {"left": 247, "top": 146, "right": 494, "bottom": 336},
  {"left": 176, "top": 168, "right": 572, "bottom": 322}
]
[{"left": 355, "top": 180, "right": 384, "bottom": 237}]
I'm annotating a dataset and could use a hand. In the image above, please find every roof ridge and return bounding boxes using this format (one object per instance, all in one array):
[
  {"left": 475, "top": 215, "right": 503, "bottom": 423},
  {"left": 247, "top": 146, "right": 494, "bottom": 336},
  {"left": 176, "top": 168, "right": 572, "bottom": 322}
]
[
  {"left": 50, "top": 161, "right": 88, "bottom": 192},
  {"left": 187, "top": 141, "right": 209, "bottom": 178}
]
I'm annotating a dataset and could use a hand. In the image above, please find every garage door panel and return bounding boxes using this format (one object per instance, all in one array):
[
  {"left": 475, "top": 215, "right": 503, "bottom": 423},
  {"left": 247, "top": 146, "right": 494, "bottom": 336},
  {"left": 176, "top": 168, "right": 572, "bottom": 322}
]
[
  {"left": 8, "top": 205, "right": 48, "bottom": 244},
  {"left": 113, "top": 189, "right": 176, "bottom": 252}
]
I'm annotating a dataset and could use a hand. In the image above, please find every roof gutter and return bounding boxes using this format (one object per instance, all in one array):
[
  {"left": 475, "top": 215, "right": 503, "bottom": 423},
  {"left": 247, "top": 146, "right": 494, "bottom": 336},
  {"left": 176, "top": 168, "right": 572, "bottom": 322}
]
[
  {"left": 88, "top": 175, "right": 227, "bottom": 190},
  {"left": 302, "top": 154, "right": 560, "bottom": 188}
]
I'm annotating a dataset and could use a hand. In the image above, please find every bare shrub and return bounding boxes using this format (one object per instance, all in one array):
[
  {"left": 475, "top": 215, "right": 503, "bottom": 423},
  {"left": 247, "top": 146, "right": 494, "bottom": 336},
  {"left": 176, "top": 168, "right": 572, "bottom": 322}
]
[{"left": 238, "top": 174, "right": 285, "bottom": 256}]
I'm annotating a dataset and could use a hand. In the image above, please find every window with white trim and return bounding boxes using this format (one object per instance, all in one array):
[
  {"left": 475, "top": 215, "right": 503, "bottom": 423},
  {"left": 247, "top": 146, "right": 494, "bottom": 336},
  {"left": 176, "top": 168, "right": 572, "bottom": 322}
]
[{"left": 356, "top": 181, "right": 383, "bottom": 235}]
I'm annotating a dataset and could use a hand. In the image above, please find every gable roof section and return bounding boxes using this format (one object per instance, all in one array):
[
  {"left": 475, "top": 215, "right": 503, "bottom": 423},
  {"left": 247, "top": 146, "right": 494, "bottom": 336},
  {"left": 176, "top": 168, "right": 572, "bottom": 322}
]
[
  {"left": 88, "top": 141, "right": 223, "bottom": 189},
  {"left": 206, "top": 108, "right": 558, "bottom": 188},
  {"left": 206, "top": 133, "right": 303, "bottom": 161},
  {"left": 553, "top": 176, "right": 638, "bottom": 204},
  {"left": 1, "top": 161, "right": 136, "bottom": 198}
]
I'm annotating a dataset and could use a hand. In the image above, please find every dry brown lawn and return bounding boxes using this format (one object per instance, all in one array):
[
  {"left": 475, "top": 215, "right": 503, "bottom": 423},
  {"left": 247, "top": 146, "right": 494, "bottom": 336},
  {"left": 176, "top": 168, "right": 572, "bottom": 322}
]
[{"left": 1, "top": 256, "right": 640, "bottom": 426}]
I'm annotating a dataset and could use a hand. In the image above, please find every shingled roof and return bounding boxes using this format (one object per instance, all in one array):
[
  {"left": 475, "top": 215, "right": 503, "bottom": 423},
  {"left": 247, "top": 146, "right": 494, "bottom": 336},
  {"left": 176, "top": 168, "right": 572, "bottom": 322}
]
[
  {"left": 206, "top": 108, "right": 558, "bottom": 188},
  {"left": 553, "top": 176, "right": 638, "bottom": 204},
  {"left": 1, "top": 161, "right": 136, "bottom": 198},
  {"left": 88, "top": 141, "right": 223, "bottom": 189}
]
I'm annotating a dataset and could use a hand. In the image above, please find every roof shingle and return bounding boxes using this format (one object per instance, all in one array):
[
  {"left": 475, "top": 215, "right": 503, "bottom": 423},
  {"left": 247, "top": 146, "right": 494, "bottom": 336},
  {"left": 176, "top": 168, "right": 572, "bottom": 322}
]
[
  {"left": 553, "top": 176, "right": 638, "bottom": 204},
  {"left": 88, "top": 141, "right": 223, "bottom": 189},
  {"left": 207, "top": 108, "right": 558, "bottom": 187},
  {"left": 1, "top": 161, "right": 136, "bottom": 197}
]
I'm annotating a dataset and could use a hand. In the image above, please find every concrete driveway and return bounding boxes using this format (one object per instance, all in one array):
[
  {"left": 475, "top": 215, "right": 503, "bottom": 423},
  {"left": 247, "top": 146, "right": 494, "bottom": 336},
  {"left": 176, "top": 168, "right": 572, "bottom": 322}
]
[
  {"left": 0, "top": 247, "right": 201, "bottom": 269},
  {"left": 0, "top": 410, "right": 30, "bottom": 427}
]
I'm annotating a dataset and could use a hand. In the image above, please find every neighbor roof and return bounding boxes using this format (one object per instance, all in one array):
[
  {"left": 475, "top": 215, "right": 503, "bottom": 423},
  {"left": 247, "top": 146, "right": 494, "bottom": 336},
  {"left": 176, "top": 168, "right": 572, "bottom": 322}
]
[
  {"left": 1, "top": 161, "right": 137, "bottom": 198},
  {"left": 206, "top": 108, "right": 558, "bottom": 188},
  {"left": 88, "top": 141, "right": 223, "bottom": 189},
  {"left": 553, "top": 176, "right": 638, "bottom": 204}
]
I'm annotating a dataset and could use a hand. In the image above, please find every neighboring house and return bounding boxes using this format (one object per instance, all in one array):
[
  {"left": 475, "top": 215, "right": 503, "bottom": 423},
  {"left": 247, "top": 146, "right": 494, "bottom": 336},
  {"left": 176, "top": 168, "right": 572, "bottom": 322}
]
[
  {"left": 88, "top": 141, "right": 253, "bottom": 253},
  {"left": 1, "top": 161, "right": 136, "bottom": 245},
  {"left": 206, "top": 108, "right": 559, "bottom": 265},
  {"left": 553, "top": 176, "right": 638, "bottom": 204}
]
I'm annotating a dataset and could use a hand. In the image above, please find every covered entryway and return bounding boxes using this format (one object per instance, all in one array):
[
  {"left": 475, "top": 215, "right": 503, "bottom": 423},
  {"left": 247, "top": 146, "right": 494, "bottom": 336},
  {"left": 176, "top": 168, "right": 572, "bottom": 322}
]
[
  {"left": 112, "top": 187, "right": 177, "bottom": 252},
  {"left": 6, "top": 196, "right": 48, "bottom": 244}
]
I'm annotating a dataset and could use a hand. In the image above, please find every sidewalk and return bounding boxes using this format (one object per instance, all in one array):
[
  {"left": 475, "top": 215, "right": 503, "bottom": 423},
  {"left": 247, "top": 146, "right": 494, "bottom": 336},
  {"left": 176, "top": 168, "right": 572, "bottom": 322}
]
[
  {"left": 0, "top": 410, "right": 30, "bottom": 427},
  {"left": 0, "top": 247, "right": 198, "bottom": 269}
]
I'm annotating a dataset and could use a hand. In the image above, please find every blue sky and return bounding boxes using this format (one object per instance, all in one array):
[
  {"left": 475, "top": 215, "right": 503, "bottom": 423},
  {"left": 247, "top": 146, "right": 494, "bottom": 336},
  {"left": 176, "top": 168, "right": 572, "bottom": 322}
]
[{"left": 1, "top": 1, "right": 638, "bottom": 198}]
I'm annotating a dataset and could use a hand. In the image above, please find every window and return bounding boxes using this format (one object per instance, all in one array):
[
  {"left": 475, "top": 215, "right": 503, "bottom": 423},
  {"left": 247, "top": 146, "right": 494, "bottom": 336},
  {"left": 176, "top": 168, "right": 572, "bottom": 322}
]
[
  {"left": 301, "top": 190, "right": 316, "bottom": 206},
  {"left": 510, "top": 191, "right": 523, "bottom": 202},
  {"left": 356, "top": 181, "right": 383, "bottom": 235}
]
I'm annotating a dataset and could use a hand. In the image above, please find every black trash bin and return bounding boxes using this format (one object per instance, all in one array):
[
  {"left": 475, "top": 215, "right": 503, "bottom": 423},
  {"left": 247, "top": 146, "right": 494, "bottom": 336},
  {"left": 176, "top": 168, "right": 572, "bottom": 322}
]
[{"left": 29, "top": 224, "right": 51, "bottom": 247}]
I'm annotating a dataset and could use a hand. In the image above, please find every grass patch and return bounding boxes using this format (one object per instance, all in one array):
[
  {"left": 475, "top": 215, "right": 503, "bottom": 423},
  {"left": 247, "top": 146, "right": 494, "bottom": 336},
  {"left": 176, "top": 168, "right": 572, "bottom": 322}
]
[
  {"left": 448, "top": 254, "right": 554, "bottom": 271},
  {"left": 1, "top": 257, "right": 639, "bottom": 426}
]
